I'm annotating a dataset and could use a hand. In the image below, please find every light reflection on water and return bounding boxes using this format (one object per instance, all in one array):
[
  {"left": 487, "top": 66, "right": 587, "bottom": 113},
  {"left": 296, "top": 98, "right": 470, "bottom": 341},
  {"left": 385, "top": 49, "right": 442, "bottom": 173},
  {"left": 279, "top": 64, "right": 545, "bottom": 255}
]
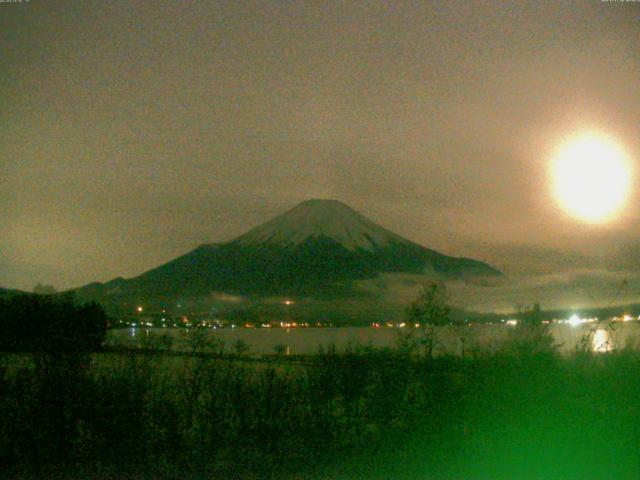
[{"left": 592, "top": 328, "right": 613, "bottom": 353}]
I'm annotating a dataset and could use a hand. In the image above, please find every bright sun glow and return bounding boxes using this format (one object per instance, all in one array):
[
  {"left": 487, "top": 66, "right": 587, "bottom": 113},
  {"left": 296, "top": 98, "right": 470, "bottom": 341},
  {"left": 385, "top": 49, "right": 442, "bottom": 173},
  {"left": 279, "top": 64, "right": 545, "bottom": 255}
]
[{"left": 552, "top": 132, "right": 631, "bottom": 223}]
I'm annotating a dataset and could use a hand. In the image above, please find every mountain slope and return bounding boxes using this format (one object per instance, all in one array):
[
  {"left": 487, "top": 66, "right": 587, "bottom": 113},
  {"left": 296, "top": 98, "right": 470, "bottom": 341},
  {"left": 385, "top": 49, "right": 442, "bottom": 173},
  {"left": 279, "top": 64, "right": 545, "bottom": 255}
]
[{"left": 77, "top": 199, "right": 501, "bottom": 303}]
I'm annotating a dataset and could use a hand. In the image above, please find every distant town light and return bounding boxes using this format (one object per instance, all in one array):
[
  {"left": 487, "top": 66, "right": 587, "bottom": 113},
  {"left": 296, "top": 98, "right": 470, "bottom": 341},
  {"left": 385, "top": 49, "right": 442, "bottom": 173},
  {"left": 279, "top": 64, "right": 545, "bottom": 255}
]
[
  {"left": 137, "top": 306, "right": 143, "bottom": 312},
  {"left": 506, "top": 319, "right": 518, "bottom": 326},
  {"left": 568, "top": 314, "right": 581, "bottom": 327}
]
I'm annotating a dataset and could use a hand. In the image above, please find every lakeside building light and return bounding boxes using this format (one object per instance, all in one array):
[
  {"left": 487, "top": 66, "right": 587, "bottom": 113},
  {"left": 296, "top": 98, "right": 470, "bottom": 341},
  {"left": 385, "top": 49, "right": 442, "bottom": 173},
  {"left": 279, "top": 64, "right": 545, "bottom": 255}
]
[{"left": 568, "top": 314, "right": 581, "bottom": 327}]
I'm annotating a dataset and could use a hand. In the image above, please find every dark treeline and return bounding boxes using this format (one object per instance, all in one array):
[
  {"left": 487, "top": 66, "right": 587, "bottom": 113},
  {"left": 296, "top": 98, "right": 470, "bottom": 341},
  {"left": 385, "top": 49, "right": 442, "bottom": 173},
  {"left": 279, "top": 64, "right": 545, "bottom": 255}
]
[
  {"left": 0, "top": 293, "right": 108, "bottom": 353},
  {"left": 2, "top": 328, "right": 640, "bottom": 479}
]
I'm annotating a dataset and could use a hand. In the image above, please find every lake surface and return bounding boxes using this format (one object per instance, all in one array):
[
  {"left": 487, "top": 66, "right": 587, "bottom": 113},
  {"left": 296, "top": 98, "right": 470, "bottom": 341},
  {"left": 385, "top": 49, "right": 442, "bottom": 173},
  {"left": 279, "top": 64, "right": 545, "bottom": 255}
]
[{"left": 107, "top": 322, "right": 640, "bottom": 355}]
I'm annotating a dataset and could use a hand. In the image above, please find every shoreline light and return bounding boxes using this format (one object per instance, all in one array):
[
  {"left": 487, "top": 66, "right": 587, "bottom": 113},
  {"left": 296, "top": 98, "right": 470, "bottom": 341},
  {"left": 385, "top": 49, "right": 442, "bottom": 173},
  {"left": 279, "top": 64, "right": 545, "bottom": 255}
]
[{"left": 568, "top": 314, "right": 582, "bottom": 327}]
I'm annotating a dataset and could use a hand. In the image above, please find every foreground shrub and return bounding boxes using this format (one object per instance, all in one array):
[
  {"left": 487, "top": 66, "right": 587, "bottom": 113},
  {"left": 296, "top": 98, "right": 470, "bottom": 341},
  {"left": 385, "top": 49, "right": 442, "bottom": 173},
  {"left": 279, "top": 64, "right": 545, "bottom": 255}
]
[{"left": 2, "top": 340, "right": 640, "bottom": 478}]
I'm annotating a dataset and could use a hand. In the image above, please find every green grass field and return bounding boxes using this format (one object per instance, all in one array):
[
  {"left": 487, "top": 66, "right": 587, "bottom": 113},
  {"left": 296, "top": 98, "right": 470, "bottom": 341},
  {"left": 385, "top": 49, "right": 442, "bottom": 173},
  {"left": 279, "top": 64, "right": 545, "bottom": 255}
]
[{"left": 3, "top": 328, "right": 640, "bottom": 479}]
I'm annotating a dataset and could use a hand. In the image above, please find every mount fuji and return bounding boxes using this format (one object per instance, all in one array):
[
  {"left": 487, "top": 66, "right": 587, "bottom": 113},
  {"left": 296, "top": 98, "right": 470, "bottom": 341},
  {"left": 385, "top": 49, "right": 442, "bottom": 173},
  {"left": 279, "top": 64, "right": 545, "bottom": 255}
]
[{"left": 77, "top": 199, "right": 501, "bottom": 303}]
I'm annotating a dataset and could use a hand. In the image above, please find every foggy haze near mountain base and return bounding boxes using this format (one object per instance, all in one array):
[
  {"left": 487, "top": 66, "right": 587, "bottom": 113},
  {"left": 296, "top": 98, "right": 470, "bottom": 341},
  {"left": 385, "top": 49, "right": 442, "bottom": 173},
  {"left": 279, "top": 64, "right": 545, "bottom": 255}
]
[{"left": 356, "top": 270, "right": 640, "bottom": 314}]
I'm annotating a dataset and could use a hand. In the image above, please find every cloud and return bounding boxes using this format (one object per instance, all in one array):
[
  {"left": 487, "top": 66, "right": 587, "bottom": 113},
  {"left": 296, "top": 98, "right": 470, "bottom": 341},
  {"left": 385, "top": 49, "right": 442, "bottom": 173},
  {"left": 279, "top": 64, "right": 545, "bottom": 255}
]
[
  {"left": 355, "top": 270, "right": 640, "bottom": 314},
  {"left": 207, "top": 292, "right": 245, "bottom": 304}
]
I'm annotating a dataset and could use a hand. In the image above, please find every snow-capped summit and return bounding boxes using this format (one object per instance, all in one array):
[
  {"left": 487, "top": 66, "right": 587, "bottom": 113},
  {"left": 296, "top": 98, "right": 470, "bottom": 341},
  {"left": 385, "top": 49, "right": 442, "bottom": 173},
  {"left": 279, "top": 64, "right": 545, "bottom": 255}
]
[{"left": 232, "top": 199, "right": 409, "bottom": 251}]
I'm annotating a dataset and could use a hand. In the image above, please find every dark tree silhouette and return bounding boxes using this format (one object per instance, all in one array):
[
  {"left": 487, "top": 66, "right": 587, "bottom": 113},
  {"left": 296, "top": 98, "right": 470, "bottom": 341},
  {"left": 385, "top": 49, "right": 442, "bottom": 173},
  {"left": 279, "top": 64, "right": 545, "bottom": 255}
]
[
  {"left": 518, "top": 302, "right": 543, "bottom": 325},
  {"left": 405, "top": 282, "right": 451, "bottom": 358},
  {"left": 0, "top": 293, "right": 108, "bottom": 353}
]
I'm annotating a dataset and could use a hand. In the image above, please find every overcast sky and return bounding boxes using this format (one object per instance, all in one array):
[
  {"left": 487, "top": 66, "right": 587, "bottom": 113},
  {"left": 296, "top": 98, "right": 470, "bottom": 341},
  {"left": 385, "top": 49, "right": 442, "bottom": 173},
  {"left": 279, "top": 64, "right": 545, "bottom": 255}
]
[{"left": 1, "top": 0, "right": 639, "bottom": 291}]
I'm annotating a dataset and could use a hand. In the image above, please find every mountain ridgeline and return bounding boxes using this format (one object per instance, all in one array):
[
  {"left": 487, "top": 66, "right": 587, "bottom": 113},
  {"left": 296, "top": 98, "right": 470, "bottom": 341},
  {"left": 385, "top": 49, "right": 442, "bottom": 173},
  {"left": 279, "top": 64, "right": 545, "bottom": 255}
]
[{"left": 78, "top": 200, "right": 501, "bottom": 303}]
